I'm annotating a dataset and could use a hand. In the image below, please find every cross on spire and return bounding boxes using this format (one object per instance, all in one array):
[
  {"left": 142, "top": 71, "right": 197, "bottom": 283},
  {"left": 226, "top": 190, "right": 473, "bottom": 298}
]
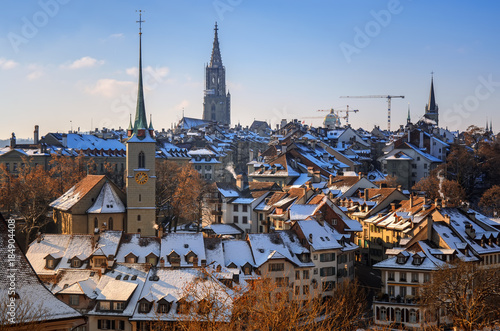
[{"left": 136, "top": 10, "right": 145, "bottom": 35}]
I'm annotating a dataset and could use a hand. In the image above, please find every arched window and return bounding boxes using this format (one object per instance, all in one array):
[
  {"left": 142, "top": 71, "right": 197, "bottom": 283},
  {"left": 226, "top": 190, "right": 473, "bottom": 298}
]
[
  {"left": 108, "top": 217, "right": 113, "bottom": 230},
  {"left": 94, "top": 217, "right": 98, "bottom": 230},
  {"left": 138, "top": 151, "right": 145, "bottom": 168}
]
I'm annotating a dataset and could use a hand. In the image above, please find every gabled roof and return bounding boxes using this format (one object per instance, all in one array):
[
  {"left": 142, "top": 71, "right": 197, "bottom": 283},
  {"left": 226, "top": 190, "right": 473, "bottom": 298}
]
[
  {"left": 50, "top": 175, "right": 106, "bottom": 211},
  {"left": 0, "top": 217, "right": 84, "bottom": 325},
  {"left": 87, "top": 181, "right": 126, "bottom": 214}
]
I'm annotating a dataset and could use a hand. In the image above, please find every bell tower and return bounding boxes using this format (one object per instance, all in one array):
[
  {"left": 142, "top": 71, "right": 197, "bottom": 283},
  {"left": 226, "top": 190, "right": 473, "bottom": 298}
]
[
  {"left": 202, "top": 22, "right": 231, "bottom": 126},
  {"left": 126, "top": 11, "right": 156, "bottom": 236}
]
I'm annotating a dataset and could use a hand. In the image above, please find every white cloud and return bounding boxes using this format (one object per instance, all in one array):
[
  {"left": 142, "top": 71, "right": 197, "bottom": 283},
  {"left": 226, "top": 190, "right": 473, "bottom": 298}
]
[
  {"left": 26, "top": 64, "right": 44, "bottom": 80},
  {"left": 0, "top": 58, "right": 19, "bottom": 70},
  {"left": 85, "top": 79, "right": 134, "bottom": 97},
  {"left": 62, "top": 56, "right": 104, "bottom": 69},
  {"left": 109, "top": 33, "right": 124, "bottom": 39}
]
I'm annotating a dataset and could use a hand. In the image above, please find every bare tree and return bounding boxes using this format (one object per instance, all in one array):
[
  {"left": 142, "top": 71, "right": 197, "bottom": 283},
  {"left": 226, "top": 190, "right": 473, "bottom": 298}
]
[{"left": 420, "top": 261, "right": 500, "bottom": 331}]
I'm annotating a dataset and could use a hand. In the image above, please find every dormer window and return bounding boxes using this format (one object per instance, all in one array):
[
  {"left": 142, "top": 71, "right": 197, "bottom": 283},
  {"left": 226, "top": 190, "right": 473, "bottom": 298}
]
[
  {"left": 146, "top": 253, "right": 158, "bottom": 266},
  {"left": 125, "top": 253, "right": 138, "bottom": 263},
  {"left": 71, "top": 258, "right": 82, "bottom": 268},
  {"left": 168, "top": 251, "right": 181, "bottom": 266},
  {"left": 157, "top": 300, "right": 171, "bottom": 314},
  {"left": 185, "top": 251, "right": 198, "bottom": 264},
  {"left": 396, "top": 254, "right": 407, "bottom": 264},
  {"left": 138, "top": 299, "right": 152, "bottom": 313},
  {"left": 99, "top": 301, "right": 111, "bottom": 311}
]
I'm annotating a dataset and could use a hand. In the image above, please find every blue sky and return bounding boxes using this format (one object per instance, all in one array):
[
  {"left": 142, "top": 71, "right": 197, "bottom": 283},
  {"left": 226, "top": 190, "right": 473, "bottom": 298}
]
[{"left": 1, "top": 0, "right": 500, "bottom": 139}]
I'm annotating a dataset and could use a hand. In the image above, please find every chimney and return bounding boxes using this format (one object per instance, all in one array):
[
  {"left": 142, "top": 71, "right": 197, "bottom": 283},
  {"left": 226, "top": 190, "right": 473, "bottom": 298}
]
[
  {"left": 390, "top": 203, "right": 397, "bottom": 212},
  {"left": 419, "top": 131, "right": 424, "bottom": 149},
  {"left": 313, "top": 170, "right": 321, "bottom": 183},
  {"left": 307, "top": 166, "right": 314, "bottom": 177},
  {"left": 236, "top": 175, "right": 244, "bottom": 191},
  {"left": 329, "top": 174, "right": 335, "bottom": 186},
  {"left": 465, "top": 224, "right": 476, "bottom": 239},
  {"left": 308, "top": 233, "right": 313, "bottom": 243},
  {"left": 409, "top": 194, "right": 414, "bottom": 208},
  {"left": 10, "top": 132, "right": 16, "bottom": 149},
  {"left": 158, "top": 223, "right": 164, "bottom": 238},
  {"left": 34, "top": 125, "right": 39, "bottom": 145},
  {"left": 358, "top": 172, "right": 362, "bottom": 179},
  {"left": 160, "top": 257, "right": 165, "bottom": 267},
  {"left": 62, "top": 133, "right": 67, "bottom": 148},
  {"left": 364, "top": 188, "right": 369, "bottom": 201},
  {"left": 427, "top": 216, "right": 433, "bottom": 241}
]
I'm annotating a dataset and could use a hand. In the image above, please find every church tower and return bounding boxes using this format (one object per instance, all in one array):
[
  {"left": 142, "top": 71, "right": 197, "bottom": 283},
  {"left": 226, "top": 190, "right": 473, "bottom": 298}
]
[
  {"left": 126, "top": 11, "right": 156, "bottom": 236},
  {"left": 202, "top": 22, "right": 231, "bottom": 126},
  {"left": 424, "top": 74, "right": 439, "bottom": 126}
]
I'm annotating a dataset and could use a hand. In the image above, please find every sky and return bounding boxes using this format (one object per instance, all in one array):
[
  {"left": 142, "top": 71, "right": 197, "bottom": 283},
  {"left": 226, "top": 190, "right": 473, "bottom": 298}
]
[{"left": 1, "top": 0, "right": 500, "bottom": 139}]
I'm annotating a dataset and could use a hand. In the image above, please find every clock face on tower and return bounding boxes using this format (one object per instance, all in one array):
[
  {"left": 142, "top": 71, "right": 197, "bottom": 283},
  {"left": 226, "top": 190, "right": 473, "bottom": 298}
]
[{"left": 135, "top": 171, "right": 148, "bottom": 184}]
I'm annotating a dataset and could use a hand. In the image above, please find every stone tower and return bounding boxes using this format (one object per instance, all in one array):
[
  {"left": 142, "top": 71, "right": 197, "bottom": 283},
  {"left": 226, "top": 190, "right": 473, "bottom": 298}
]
[
  {"left": 424, "top": 74, "right": 439, "bottom": 126},
  {"left": 202, "top": 22, "right": 231, "bottom": 126},
  {"left": 126, "top": 13, "right": 156, "bottom": 236}
]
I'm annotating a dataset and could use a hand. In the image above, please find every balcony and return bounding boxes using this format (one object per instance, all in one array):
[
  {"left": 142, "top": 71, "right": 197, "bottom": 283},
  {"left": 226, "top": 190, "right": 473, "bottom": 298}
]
[
  {"left": 373, "top": 294, "right": 419, "bottom": 306},
  {"left": 211, "top": 210, "right": 222, "bottom": 216}
]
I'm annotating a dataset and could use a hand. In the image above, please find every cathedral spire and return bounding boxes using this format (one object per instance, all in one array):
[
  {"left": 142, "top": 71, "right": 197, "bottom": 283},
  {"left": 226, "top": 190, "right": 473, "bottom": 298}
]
[
  {"left": 407, "top": 102, "right": 411, "bottom": 124},
  {"left": 426, "top": 73, "right": 436, "bottom": 113},
  {"left": 209, "top": 22, "right": 222, "bottom": 67},
  {"left": 133, "top": 10, "right": 148, "bottom": 135}
]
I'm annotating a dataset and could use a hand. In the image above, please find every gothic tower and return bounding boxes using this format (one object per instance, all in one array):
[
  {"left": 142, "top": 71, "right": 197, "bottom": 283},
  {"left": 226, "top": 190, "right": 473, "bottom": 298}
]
[
  {"left": 202, "top": 22, "right": 231, "bottom": 126},
  {"left": 126, "top": 12, "right": 156, "bottom": 236},
  {"left": 424, "top": 74, "right": 439, "bottom": 126}
]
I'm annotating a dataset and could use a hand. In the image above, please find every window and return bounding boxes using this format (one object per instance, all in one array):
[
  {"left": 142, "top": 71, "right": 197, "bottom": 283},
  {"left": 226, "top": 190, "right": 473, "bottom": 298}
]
[
  {"left": 158, "top": 302, "right": 171, "bottom": 313},
  {"left": 139, "top": 301, "right": 152, "bottom": 313},
  {"left": 69, "top": 295, "right": 79, "bottom": 306},
  {"left": 409, "top": 309, "right": 417, "bottom": 323},
  {"left": 97, "top": 319, "right": 112, "bottom": 330},
  {"left": 108, "top": 217, "right": 113, "bottom": 230},
  {"left": 411, "top": 272, "right": 419, "bottom": 282},
  {"left": 314, "top": 268, "right": 318, "bottom": 275},
  {"left": 5, "top": 163, "right": 9, "bottom": 171},
  {"left": 275, "top": 277, "right": 289, "bottom": 287},
  {"left": 115, "top": 302, "right": 125, "bottom": 311},
  {"left": 388, "top": 271, "right": 395, "bottom": 281},
  {"left": 137, "top": 215, "right": 141, "bottom": 221},
  {"left": 13, "top": 163, "right": 17, "bottom": 172},
  {"left": 233, "top": 205, "right": 238, "bottom": 212},
  {"left": 424, "top": 163, "right": 428, "bottom": 169},
  {"left": 322, "top": 281, "right": 334, "bottom": 292},
  {"left": 295, "top": 286, "right": 300, "bottom": 295},
  {"left": 303, "top": 285, "right": 309, "bottom": 295},
  {"left": 380, "top": 307, "right": 387, "bottom": 321},
  {"left": 411, "top": 286, "right": 417, "bottom": 296},
  {"left": 99, "top": 301, "right": 111, "bottom": 311},
  {"left": 295, "top": 271, "right": 300, "bottom": 280},
  {"left": 424, "top": 273, "right": 430, "bottom": 283},
  {"left": 388, "top": 285, "right": 395, "bottom": 296},
  {"left": 320, "top": 253, "right": 335, "bottom": 262},
  {"left": 268, "top": 263, "right": 284, "bottom": 272},
  {"left": 233, "top": 216, "right": 238, "bottom": 224},
  {"left": 242, "top": 205, "right": 248, "bottom": 212},
  {"left": 303, "top": 270, "right": 309, "bottom": 280},
  {"left": 400, "top": 286, "right": 407, "bottom": 297},
  {"left": 320, "top": 267, "right": 335, "bottom": 277},
  {"left": 71, "top": 259, "right": 81, "bottom": 268},
  {"left": 400, "top": 272, "right": 407, "bottom": 282},
  {"left": 313, "top": 254, "right": 318, "bottom": 260},
  {"left": 138, "top": 151, "right": 145, "bottom": 168},
  {"left": 94, "top": 217, "right": 98, "bottom": 229},
  {"left": 139, "top": 194, "right": 141, "bottom": 202},
  {"left": 242, "top": 216, "right": 248, "bottom": 224},
  {"left": 46, "top": 259, "right": 56, "bottom": 269}
]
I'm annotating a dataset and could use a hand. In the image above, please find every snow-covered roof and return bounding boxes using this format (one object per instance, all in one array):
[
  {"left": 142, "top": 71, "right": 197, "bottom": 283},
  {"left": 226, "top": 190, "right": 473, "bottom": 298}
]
[
  {"left": 115, "top": 234, "right": 160, "bottom": 264},
  {"left": 50, "top": 175, "right": 105, "bottom": 211},
  {"left": 295, "top": 220, "right": 342, "bottom": 251},
  {"left": 204, "top": 223, "right": 243, "bottom": 235},
  {"left": 87, "top": 181, "right": 126, "bottom": 214},
  {"left": 0, "top": 218, "right": 84, "bottom": 325},
  {"left": 94, "top": 231, "right": 123, "bottom": 257},
  {"left": 97, "top": 279, "right": 138, "bottom": 301},
  {"left": 160, "top": 233, "right": 206, "bottom": 267},
  {"left": 289, "top": 204, "right": 319, "bottom": 220}
]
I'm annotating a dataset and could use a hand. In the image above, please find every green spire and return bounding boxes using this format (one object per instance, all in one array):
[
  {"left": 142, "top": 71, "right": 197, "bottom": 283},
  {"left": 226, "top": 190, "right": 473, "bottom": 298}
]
[
  {"left": 133, "top": 11, "right": 148, "bottom": 134},
  {"left": 148, "top": 114, "right": 153, "bottom": 130},
  {"left": 128, "top": 114, "right": 133, "bottom": 130}
]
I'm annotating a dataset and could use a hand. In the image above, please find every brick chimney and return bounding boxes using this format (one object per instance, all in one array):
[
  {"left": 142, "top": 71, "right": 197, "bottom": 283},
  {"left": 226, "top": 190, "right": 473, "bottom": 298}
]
[{"left": 236, "top": 175, "right": 244, "bottom": 191}]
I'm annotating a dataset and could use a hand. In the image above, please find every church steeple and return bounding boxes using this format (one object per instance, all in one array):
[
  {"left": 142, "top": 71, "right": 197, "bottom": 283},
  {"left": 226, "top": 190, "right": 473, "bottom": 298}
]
[
  {"left": 407, "top": 102, "right": 411, "bottom": 125},
  {"left": 209, "top": 22, "right": 222, "bottom": 68},
  {"left": 131, "top": 10, "right": 148, "bottom": 136},
  {"left": 426, "top": 74, "right": 436, "bottom": 112},
  {"left": 424, "top": 72, "right": 439, "bottom": 126}
]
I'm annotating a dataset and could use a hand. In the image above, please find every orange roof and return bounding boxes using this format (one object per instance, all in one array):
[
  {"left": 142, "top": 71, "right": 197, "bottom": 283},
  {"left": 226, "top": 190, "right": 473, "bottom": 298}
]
[
  {"left": 50, "top": 175, "right": 106, "bottom": 211},
  {"left": 328, "top": 176, "right": 360, "bottom": 189}
]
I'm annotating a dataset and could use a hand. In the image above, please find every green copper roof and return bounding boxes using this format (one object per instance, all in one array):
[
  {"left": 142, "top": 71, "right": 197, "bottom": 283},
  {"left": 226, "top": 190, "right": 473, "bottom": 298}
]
[{"left": 133, "top": 31, "right": 148, "bottom": 133}]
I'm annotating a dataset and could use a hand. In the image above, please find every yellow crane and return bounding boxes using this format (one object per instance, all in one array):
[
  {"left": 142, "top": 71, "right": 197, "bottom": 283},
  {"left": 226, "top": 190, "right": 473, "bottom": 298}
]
[{"left": 339, "top": 95, "right": 404, "bottom": 131}]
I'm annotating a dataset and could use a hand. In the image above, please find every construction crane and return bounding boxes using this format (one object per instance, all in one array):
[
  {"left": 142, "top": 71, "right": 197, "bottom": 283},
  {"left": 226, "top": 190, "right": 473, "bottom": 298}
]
[
  {"left": 339, "top": 95, "right": 404, "bottom": 131},
  {"left": 318, "top": 105, "right": 359, "bottom": 126}
]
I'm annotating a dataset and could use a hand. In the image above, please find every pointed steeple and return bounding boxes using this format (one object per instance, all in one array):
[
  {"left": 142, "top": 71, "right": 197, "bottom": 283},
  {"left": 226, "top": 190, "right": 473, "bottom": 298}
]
[
  {"left": 490, "top": 119, "right": 493, "bottom": 133},
  {"left": 133, "top": 11, "right": 148, "bottom": 136},
  {"left": 486, "top": 117, "right": 489, "bottom": 132},
  {"left": 209, "top": 22, "right": 222, "bottom": 68},
  {"left": 407, "top": 102, "right": 411, "bottom": 124},
  {"left": 426, "top": 73, "right": 436, "bottom": 113}
]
